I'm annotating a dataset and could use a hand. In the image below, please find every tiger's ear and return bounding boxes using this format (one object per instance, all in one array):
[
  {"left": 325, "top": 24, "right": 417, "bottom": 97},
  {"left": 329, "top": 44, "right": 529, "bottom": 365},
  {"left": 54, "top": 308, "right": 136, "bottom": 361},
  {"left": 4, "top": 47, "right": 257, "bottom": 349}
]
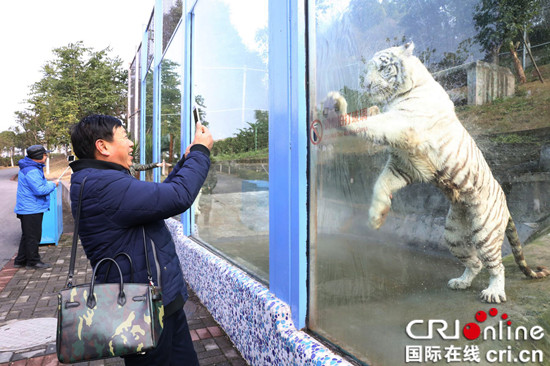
[{"left": 402, "top": 42, "right": 415, "bottom": 56}]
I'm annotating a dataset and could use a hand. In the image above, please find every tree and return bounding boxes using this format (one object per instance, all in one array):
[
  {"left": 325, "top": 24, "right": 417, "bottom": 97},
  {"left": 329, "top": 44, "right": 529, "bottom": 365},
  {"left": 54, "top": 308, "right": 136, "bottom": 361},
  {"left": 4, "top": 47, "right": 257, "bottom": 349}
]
[
  {"left": 194, "top": 95, "right": 209, "bottom": 127},
  {"left": 396, "top": 0, "right": 479, "bottom": 70},
  {"left": 163, "top": 0, "right": 183, "bottom": 51},
  {"left": 16, "top": 42, "right": 127, "bottom": 148},
  {"left": 211, "top": 110, "right": 268, "bottom": 157},
  {"left": 14, "top": 111, "right": 43, "bottom": 147},
  {"left": 348, "top": 0, "right": 479, "bottom": 71},
  {"left": 0, "top": 131, "right": 17, "bottom": 166},
  {"left": 529, "top": 0, "right": 550, "bottom": 44},
  {"left": 160, "top": 59, "right": 182, "bottom": 163},
  {"left": 473, "top": 0, "right": 542, "bottom": 82}
]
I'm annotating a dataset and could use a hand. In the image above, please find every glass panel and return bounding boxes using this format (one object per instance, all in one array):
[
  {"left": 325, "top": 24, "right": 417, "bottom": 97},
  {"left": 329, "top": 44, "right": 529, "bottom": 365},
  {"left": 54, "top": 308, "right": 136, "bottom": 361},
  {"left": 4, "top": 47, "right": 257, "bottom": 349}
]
[
  {"left": 136, "top": 46, "right": 142, "bottom": 143},
  {"left": 163, "top": 0, "right": 183, "bottom": 52},
  {"left": 147, "top": 13, "right": 155, "bottom": 71},
  {"left": 144, "top": 71, "right": 154, "bottom": 181},
  {"left": 160, "top": 24, "right": 184, "bottom": 180},
  {"left": 192, "top": 0, "right": 270, "bottom": 282},
  {"left": 308, "top": 0, "right": 550, "bottom": 364},
  {"left": 128, "top": 57, "right": 137, "bottom": 137},
  {"left": 128, "top": 51, "right": 141, "bottom": 144}
]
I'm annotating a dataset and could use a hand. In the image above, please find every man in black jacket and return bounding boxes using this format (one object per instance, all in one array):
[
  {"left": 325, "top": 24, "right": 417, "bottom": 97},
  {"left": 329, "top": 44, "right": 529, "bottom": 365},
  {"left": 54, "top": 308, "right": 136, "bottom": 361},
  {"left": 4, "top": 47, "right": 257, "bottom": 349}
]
[{"left": 69, "top": 114, "right": 213, "bottom": 365}]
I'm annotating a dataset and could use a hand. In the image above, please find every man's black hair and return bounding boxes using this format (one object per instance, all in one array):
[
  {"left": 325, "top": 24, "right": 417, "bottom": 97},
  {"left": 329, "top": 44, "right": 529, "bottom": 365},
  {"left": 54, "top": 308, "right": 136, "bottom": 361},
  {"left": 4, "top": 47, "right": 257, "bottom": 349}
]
[{"left": 70, "top": 114, "right": 123, "bottom": 159}]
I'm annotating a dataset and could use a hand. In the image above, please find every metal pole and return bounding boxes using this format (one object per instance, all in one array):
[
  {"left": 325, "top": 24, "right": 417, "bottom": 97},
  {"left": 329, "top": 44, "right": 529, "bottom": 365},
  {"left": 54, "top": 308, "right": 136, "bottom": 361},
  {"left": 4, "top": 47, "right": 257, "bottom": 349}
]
[{"left": 522, "top": 28, "right": 526, "bottom": 69}]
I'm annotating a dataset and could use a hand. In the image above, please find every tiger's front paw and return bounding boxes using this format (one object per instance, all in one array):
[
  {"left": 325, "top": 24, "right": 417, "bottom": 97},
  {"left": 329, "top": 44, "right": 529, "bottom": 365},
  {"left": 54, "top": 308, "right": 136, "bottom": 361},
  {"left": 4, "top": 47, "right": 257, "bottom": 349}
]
[
  {"left": 368, "top": 205, "right": 390, "bottom": 230},
  {"left": 447, "top": 278, "right": 471, "bottom": 290},
  {"left": 367, "top": 106, "right": 380, "bottom": 117},
  {"left": 447, "top": 266, "right": 480, "bottom": 290}
]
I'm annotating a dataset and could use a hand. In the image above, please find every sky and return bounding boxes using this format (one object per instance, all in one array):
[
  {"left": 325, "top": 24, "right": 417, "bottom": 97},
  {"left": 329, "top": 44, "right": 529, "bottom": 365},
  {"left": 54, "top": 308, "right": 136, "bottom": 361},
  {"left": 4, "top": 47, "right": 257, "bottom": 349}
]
[
  {"left": 193, "top": 0, "right": 268, "bottom": 140},
  {"left": 0, "top": 0, "right": 155, "bottom": 133}
]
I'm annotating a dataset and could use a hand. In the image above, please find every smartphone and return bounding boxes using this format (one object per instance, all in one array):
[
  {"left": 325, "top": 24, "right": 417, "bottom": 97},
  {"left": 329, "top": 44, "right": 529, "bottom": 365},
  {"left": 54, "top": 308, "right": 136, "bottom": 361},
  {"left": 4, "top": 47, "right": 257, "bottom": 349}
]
[
  {"left": 67, "top": 155, "right": 75, "bottom": 162},
  {"left": 192, "top": 105, "right": 201, "bottom": 125}
]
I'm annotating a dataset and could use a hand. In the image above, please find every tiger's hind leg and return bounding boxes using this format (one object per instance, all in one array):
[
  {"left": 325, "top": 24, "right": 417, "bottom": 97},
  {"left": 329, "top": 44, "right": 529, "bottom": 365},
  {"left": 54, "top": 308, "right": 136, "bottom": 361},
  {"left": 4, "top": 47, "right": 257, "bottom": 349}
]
[
  {"left": 479, "top": 264, "right": 506, "bottom": 303},
  {"left": 476, "top": 228, "right": 507, "bottom": 303},
  {"left": 446, "top": 244, "right": 483, "bottom": 290},
  {"left": 445, "top": 208, "right": 483, "bottom": 290}
]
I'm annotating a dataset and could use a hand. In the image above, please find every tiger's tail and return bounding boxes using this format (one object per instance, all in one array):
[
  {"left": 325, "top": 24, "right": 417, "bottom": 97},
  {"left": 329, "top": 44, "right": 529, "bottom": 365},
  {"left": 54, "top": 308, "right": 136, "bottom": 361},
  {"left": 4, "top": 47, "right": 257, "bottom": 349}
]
[{"left": 506, "top": 216, "right": 550, "bottom": 279}]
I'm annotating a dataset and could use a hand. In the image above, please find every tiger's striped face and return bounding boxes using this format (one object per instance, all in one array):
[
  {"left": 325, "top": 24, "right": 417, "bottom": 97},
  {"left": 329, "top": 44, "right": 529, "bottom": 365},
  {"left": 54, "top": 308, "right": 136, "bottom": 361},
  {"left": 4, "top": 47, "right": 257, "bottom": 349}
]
[{"left": 362, "top": 43, "right": 415, "bottom": 104}]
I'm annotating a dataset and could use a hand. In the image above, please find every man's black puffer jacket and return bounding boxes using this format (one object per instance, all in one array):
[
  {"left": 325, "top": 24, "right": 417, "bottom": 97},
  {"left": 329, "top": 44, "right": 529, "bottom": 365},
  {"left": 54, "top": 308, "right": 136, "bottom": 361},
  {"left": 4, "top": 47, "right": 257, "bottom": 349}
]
[{"left": 69, "top": 145, "right": 210, "bottom": 311}]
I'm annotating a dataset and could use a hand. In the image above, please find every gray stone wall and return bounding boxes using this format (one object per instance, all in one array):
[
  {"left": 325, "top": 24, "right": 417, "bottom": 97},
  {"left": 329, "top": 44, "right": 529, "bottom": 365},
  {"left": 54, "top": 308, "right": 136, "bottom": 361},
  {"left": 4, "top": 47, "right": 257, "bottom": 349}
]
[{"left": 467, "top": 60, "right": 515, "bottom": 105}]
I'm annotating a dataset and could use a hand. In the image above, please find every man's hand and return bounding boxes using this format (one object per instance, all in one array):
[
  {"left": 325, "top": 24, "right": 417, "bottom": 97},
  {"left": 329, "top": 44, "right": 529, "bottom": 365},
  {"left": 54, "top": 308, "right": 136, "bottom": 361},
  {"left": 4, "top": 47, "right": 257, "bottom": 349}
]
[
  {"left": 184, "top": 122, "right": 214, "bottom": 158},
  {"left": 156, "top": 161, "right": 172, "bottom": 168},
  {"left": 192, "top": 122, "right": 214, "bottom": 151}
]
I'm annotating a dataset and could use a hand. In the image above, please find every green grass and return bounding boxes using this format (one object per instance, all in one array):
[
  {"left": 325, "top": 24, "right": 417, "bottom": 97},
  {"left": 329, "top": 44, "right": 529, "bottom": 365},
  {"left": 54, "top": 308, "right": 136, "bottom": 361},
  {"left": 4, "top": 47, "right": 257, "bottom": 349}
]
[
  {"left": 457, "top": 63, "right": 550, "bottom": 135},
  {"left": 212, "top": 148, "right": 268, "bottom": 163},
  {"left": 489, "top": 133, "right": 540, "bottom": 144}
]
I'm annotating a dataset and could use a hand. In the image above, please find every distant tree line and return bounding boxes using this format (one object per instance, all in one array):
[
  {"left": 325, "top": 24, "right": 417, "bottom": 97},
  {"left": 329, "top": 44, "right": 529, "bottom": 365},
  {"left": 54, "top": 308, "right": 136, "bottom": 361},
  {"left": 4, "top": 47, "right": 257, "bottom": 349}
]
[
  {"left": 7, "top": 42, "right": 127, "bottom": 152},
  {"left": 347, "top": 0, "right": 549, "bottom": 82},
  {"left": 211, "top": 110, "right": 268, "bottom": 158}
]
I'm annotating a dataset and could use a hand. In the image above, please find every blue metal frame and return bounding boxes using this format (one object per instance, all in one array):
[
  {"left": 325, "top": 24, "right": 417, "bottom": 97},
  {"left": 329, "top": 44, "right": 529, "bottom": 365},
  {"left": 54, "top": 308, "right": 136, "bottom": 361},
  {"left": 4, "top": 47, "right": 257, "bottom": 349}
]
[
  {"left": 153, "top": 0, "right": 163, "bottom": 182},
  {"left": 181, "top": 0, "right": 196, "bottom": 235},
  {"left": 268, "top": 0, "right": 308, "bottom": 329},
  {"left": 141, "top": 0, "right": 309, "bottom": 328},
  {"left": 139, "top": 28, "right": 149, "bottom": 181}
]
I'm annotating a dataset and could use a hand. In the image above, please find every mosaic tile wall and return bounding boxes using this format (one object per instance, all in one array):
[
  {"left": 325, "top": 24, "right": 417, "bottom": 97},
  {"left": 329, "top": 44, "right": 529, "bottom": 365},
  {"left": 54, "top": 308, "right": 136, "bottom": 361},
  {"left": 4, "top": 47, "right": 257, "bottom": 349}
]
[{"left": 166, "top": 219, "right": 352, "bottom": 366}]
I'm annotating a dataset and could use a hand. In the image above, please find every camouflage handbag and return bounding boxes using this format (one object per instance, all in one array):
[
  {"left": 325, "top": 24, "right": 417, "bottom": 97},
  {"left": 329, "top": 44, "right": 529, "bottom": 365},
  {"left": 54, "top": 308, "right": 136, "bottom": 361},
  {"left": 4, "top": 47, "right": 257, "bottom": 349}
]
[{"left": 56, "top": 177, "right": 164, "bottom": 363}]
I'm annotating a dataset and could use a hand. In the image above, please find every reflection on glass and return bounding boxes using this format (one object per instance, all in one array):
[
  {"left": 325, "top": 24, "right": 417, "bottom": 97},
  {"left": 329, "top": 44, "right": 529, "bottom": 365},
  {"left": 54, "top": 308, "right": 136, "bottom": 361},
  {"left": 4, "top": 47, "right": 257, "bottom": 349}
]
[
  {"left": 163, "top": 0, "right": 183, "bottom": 52},
  {"left": 308, "top": 0, "right": 550, "bottom": 364},
  {"left": 128, "top": 56, "right": 139, "bottom": 142},
  {"left": 161, "top": 24, "right": 184, "bottom": 180},
  {"left": 192, "top": 0, "right": 269, "bottom": 282},
  {"left": 147, "top": 13, "right": 155, "bottom": 72}
]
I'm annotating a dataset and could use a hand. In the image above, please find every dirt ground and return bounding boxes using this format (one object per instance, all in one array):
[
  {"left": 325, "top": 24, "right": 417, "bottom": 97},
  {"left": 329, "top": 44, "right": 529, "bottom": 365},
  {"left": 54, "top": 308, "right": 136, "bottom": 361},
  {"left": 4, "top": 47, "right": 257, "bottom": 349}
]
[{"left": 44, "top": 154, "right": 73, "bottom": 182}]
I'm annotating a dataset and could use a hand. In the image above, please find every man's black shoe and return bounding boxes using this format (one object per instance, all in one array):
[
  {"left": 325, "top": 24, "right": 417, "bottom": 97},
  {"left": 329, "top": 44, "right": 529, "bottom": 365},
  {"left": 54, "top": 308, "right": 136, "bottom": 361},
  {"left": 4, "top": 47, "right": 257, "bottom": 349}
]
[
  {"left": 13, "top": 263, "right": 25, "bottom": 268},
  {"left": 26, "top": 262, "right": 52, "bottom": 269}
]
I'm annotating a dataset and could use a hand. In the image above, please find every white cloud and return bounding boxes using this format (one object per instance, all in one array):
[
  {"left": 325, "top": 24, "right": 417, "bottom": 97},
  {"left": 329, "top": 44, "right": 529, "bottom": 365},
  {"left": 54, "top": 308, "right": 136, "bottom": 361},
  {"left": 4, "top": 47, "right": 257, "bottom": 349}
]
[{"left": 220, "top": 0, "right": 268, "bottom": 62}]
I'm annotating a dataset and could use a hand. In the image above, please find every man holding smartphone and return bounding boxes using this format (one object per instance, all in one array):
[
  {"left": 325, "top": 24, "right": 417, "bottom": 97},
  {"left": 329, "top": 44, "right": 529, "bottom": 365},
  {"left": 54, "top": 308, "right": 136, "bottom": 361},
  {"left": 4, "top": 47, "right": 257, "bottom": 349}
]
[{"left": 69, "top": 114, "right": 213, "bottom": 365}]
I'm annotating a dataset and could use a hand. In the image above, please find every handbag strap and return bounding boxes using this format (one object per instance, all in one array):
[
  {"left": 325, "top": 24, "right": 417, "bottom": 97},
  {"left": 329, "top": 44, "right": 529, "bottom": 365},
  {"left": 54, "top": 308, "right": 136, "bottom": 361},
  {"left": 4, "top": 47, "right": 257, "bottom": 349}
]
[
  {"left": 65, "top": 176, "right": 157, "bottom": 289},
  {"left": 104, "top": 252, "right": 135, "bottom": 283},
  {"left": 142, "top": 227, "right": 155, "bottom": 285},
  {"left": 66, "top": 176, "right": 87, "bottom": 288}
]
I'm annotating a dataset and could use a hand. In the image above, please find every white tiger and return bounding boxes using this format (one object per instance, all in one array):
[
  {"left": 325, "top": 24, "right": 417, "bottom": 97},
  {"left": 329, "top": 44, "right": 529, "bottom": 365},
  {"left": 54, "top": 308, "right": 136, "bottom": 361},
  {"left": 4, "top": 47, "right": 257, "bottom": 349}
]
[{"left": 336, "top": 42, "right": 548, "bottom": 303}]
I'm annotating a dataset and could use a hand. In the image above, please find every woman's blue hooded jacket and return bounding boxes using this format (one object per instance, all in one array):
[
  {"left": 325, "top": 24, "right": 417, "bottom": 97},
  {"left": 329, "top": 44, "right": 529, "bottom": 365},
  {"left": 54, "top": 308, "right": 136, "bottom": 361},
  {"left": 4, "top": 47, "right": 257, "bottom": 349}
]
[{"left": 14, "top": 157, "right": 56, "bottom": 215}]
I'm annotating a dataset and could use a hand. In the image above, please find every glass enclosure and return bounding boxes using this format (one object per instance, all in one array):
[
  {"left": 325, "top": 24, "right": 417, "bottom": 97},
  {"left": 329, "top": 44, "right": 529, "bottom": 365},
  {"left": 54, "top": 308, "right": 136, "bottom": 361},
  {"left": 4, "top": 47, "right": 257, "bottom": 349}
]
[
  {"left": 128, "top": 52, "right": 140, "bottom": 144},
  {"left": 160, "top": 23, "right": 184, "bottom": 180},
  {"left": 147, "top": 13, "right": 155, "bottom": 72},
  {"left": 162, "top": 0, "right": 183, "bottom": 52},
  {"left": 308, "top": 0, "right": 550, "bottom": 364},
  {"left": 191, "top": 0, "right": 270, "bottom": 282}
]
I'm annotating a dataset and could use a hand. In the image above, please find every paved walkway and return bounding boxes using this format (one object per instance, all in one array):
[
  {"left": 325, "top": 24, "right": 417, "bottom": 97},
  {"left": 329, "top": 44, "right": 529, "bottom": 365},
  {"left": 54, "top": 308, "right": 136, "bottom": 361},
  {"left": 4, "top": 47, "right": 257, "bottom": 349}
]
[{"left": 0, "top": 233, "right": 248, "bottom": 366}]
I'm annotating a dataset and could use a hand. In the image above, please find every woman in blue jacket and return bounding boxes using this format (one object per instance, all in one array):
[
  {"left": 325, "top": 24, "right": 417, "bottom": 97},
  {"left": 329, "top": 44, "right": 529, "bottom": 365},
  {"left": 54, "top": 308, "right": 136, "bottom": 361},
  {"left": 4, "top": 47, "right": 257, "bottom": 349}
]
[
  {"left": 14, "top": 145, "right": 58, "bottom": 269},
  {"left": 69, "top": 114, "right": 213, "bottom": 366}
]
